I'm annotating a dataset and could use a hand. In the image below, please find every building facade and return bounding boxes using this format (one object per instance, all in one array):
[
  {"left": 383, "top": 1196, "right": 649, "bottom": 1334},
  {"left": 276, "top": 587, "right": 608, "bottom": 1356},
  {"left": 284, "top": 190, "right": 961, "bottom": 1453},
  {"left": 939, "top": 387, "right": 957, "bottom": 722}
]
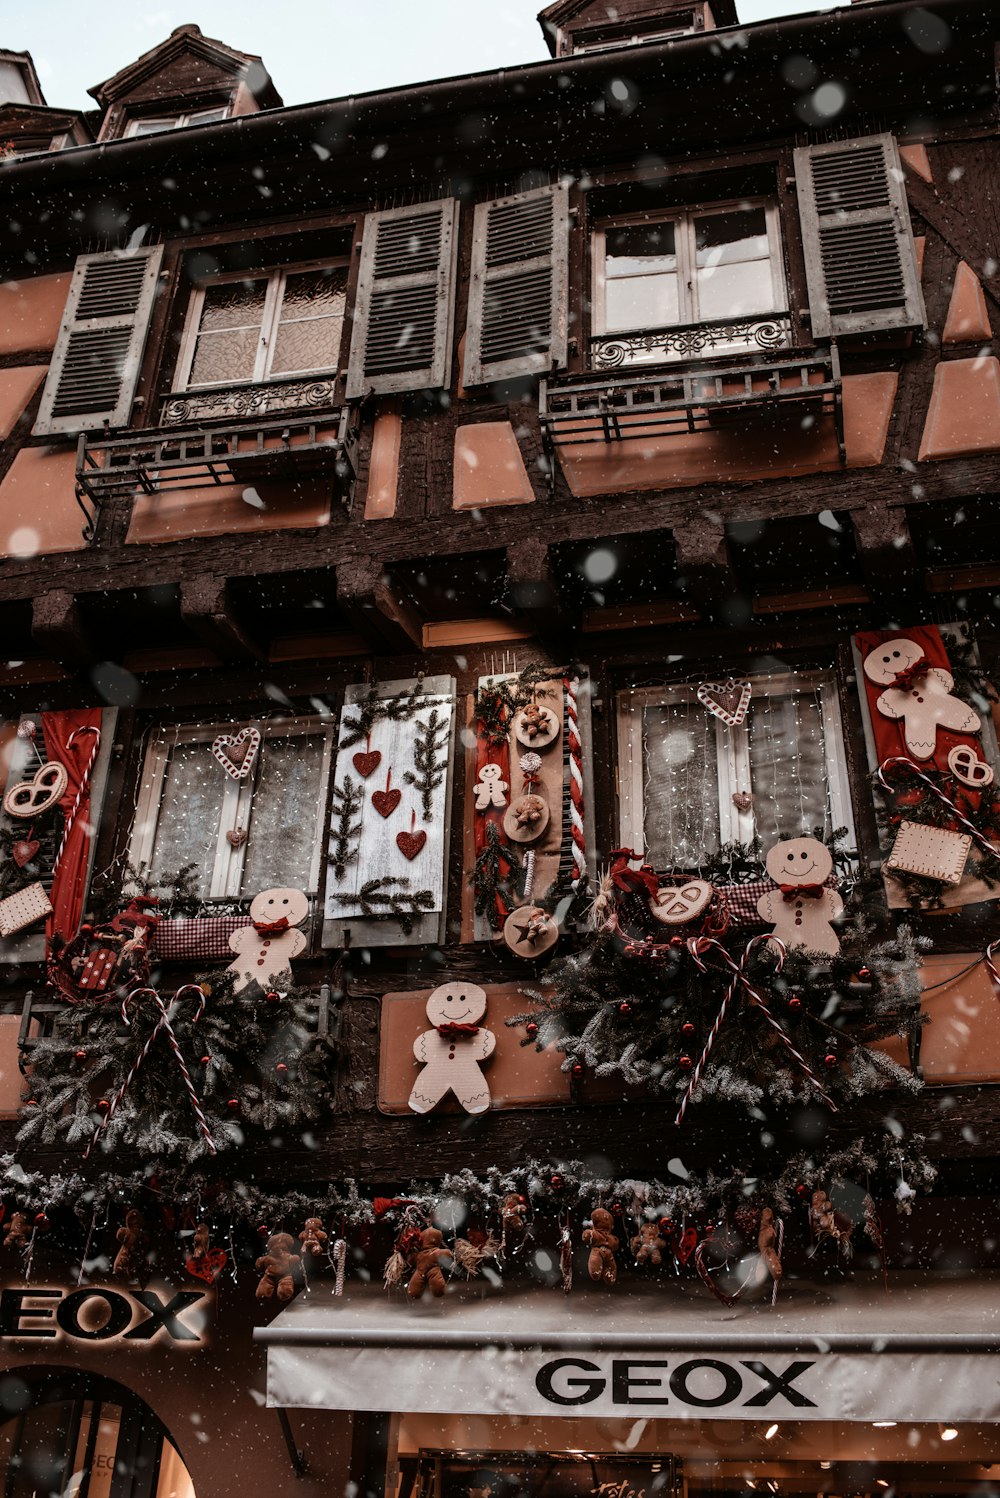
[{"left": 1, "top": 1, "right": 1000, "bottom": 1494}]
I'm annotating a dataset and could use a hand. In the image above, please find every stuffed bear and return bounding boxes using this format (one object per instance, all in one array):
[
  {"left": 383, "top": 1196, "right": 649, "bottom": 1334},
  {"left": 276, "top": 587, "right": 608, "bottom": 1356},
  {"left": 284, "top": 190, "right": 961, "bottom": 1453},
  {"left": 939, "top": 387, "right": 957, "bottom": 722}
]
[
  {"left": 255, "top": 1231, "right": 302, "bottom": 1302},
  {"left": 227, "top": 888, "right": 309, "bottom": 994},
  {"left": 113, "top": 1209, "right": 148, "bottom": 1282},
  {"left": 757, "top": 837, "right": 843, "bottom": 957},
  {"left": 501, "top": 1194, "right": 526, "bottom": 1244},
  {"left": 300, "top": 1217, "right": 328, "bottom": 1258},
  {"left": 583, "top": 1207, "right": 619, "bottom": 1285},
  {"left": 3, "top": 1211, "right": 31, "bottom": 1250},
  {"left": 809, "top": 1189, "right": 854, "bottom": 1259},
  {"left": 405, "top": 1227, "right": 452, "bottom": 1300},
  {"left": 863, "top": 636, "right": 981, "bottom": 760},
  {"left": 630, "top": 1221, "right": 665, "bottom": 1266}
]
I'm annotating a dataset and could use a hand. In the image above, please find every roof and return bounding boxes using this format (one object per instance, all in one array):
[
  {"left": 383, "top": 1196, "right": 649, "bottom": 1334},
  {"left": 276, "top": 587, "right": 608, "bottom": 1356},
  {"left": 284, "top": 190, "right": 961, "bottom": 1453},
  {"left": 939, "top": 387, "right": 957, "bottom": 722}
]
[{"left": 87, "top": 22, "right": 282, "bottom": 110}]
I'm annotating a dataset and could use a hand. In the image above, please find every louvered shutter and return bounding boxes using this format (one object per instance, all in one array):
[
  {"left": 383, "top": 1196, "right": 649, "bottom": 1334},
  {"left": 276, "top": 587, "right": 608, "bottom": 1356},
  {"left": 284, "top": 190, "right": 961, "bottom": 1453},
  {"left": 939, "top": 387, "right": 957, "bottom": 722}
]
[
  {"left": 794, "top": 133, "right": 925, "bottom": 339},
  {"left": 345, "top": 199, "right": 458, "bottom": 398},
  {"left": 33, "top": 247, "right": 163, "bottom": 436},
  {"left": 463, "top": 183, "right": 570, "bottom": 386}
]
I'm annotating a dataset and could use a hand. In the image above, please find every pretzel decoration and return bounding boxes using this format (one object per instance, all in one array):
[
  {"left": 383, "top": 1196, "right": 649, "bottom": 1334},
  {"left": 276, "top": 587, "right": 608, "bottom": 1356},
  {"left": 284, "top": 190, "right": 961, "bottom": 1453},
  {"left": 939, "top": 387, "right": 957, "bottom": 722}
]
[{"left": 3, "top": 761, "right": 68, "bottom": 820}]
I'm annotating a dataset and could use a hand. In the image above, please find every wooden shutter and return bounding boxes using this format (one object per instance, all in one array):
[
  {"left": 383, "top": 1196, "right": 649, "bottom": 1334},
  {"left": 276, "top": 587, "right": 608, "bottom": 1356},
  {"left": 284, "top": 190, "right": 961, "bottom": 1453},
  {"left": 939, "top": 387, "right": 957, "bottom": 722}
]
[
  {"left": 33, "top": 247, "right": 163, "bottom": 436},
  {"left": 794, "top": 134, "right": 925, "bottom": 338},
  {"left": 345, "top": 200, "right": 458, "bottom": 398},
  {"left": 323, "top": 676, "right": 457, "bottom": 948},
  {"left": 463, "top": 183, "right": 570, "bottom": 386}
]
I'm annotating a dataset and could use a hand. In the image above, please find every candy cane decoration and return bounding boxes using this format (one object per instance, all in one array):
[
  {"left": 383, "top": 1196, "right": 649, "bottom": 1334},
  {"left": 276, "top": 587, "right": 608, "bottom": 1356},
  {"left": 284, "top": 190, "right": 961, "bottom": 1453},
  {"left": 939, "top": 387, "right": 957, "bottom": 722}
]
[
  {"left": 86, "top": 985, "right": 216, "bottom": 1158},
  {"left": 986, "top": 939, "right": 1000, "bottom": 998},
  {"left": 51, "top": 725, "right": 101, "bottom": 885},
  {"left": 674, "top": 935, "right": 837, "bottom": 1125},
  {"left": 332, "top": 1236, "right": 347, "bottom": 1296},
  {"left": 563, "top": 676, "right": 586, "bottom": 889},
  {"left": 877, "top": 755, "right": 1000, "bottom": 861},
  {"left": 771, "top": 1218, "right": 785, "bottom": 1308}
]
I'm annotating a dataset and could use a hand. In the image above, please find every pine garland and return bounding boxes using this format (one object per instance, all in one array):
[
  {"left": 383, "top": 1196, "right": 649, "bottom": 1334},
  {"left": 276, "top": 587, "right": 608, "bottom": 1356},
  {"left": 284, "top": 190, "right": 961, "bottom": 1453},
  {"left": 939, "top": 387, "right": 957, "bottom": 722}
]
[
  {"left": 338, "top": 679, "right": 426, "bottom": 750},
  {"left": 403, "top": 707, "right": 449, "bottom": 822},
  {"left": 473, "top": 663, "right": 565, "bottom": 746},
  {"left": 473, "top": 821, "right": 525, "bottom": 931},
  {"left": 331, "top": 876, "right": 434, "bottom": 934}
]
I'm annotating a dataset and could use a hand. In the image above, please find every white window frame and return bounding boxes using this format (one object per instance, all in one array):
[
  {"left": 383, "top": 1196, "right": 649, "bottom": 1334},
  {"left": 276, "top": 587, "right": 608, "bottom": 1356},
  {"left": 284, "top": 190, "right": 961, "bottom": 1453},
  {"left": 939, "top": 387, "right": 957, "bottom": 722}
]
[
  {"left": 129, "top": 717, "right": 335, "bottom": 900},
  {"left": 173, "top": 258, "right": 349, "bottom": 392},
  {"left": 592, "top": 196, "right": 787, "bottom": 352},
  {"left": 124, "top": 107, "right": 230, "bottom": 137},
  {"left": 617, "top": 671, "right": 856, "bottom": 867},
  {"left": 574, "top": 23, "right": 694, "bottom": 51}
]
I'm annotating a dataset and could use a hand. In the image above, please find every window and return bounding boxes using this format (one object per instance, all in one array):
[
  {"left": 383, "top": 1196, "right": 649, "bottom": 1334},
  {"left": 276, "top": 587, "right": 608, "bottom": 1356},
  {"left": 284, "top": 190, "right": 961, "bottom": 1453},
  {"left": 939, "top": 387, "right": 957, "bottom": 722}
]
[
  {"left": 124, "top": 106, "right": 229, "bottom": 137},
  {"left": 617, "top": 671, "right": 855, "bottom": 870},
  {"left": 591, "top": 199, "right": 788, "bottom": 366},
  {"left": 574, "top": 21, "right": 695, "bottom": 49},
  {"left": 129, "top": 718, "right": 334, "bottom": 902},
  {"left": 174, "top": 262, "right": 348, "bottom": 391}
]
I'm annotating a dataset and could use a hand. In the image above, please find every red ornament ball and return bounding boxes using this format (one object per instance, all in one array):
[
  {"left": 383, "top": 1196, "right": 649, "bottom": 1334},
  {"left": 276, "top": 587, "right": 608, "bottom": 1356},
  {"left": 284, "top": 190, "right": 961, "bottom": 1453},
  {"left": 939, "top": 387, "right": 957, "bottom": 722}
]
[
  {"left": 571, "top": 1062, "right": 583, "bottom": 1077},
  {"left": 226, "top": 1098, "right": 240, "bottom": 1112},
  {"left": 858, "top": 966, "right": 871, "bottom": 980},
  {"left": 275, "top": 1062, "right": 288, "bottom": 1075},
  {"left": 526, "top": 1022, "right": 539, "bottom": 1038},
  {"left": 788, "top": 995, "right": 802, "bottom": 1011},
  {"left": 24, "top": 1098, "right": 38, "bottom": 1107},
  {"left": 74, "top": 1049, "right": 87, "bottom": 1062},
  {"left": 257, "top": 1223, "right": 271, "bottom": 1238},
  {"left": 34, "top": 1212, "right": 49, "bottom": 1229},
  {"left": 681, "top": 1020, "right": 696, "bottom": 1037},
  {"left": 550, "top": 1174, "right": 564, "bottom": 1190},
  {"left": 265, "top": 989, "right": 282, "bottom": 1004},
  {"left": 795, "top": 1183, "right": 808, "bottom": 1197},
  {"left": 659, "top": 1218, "right": 674, "bottom": 1235},
  {"left": 679, "top": 1054, "right": 693, "bottom": 1070},
  {"left": 618, "top": 1001, "right": 632, "bottom": 1016},
  {"left": 200, "top": 1055, "right": 211, "bottom": 1067},
  {"left": 97, "top": 1099, "right": 111, "bottom": 1113},
  {"left": 824, "top": 1052, "right": 839, "bottom": 1069}
]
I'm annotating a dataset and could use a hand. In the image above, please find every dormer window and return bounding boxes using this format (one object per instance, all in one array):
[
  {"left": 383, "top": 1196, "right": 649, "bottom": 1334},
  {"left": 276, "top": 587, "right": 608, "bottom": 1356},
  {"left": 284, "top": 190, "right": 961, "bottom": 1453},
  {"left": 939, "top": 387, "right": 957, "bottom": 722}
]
[
  {"left": 124, "top": 106, "right": 229, "bottom": 138},
  {"left": 573, "top": 17, "right": 696, "bottom": 49}
]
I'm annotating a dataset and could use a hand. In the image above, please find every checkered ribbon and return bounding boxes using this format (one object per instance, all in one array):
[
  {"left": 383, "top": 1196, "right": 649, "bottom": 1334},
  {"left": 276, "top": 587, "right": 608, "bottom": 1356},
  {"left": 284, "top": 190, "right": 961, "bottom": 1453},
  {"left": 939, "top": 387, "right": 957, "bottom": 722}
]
[
  {"left": 719, "top": 879, "right": 838, "bottom": 928},
  {"left": 153, "top": 916, "right": 251, "bottom": 962}
]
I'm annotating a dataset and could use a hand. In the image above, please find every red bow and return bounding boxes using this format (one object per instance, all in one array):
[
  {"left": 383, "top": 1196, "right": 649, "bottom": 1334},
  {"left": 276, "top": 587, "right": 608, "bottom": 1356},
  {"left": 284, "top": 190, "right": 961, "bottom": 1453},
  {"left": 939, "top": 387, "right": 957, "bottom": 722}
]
[
  {"left": 436, "top": 1022, "right": 480, "bottom": 1038},
  {"left": 253, "top": 917, "right": 290, "bottom": 935},
  {"left": 780, "top": 884, "right": 825, "bottom": 901},
  {"left": 890, "top": 657, "right": 931, "bottom": 691},
  {"left": 609, "top": 848, "right": 660, "bottom": 902}
]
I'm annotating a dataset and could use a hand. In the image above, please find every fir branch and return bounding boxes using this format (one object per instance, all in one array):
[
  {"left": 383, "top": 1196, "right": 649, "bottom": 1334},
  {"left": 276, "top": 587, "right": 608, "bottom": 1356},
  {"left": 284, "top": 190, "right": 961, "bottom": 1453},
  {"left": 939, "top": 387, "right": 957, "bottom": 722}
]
[
  {"left": 328, "top": 774, "right": 363, "bottom": 881},
  {"left": 402, "top": 708, "right": 449, "bottom": 823},
  {"left": 473, "top": 821, "right": 525, "bottom": 931},
  {"left": 338, "top": 679, "right": 425, "bottom": 749},
  {"left": 332, "top": 876, "right": 434, "bottom": 934}
]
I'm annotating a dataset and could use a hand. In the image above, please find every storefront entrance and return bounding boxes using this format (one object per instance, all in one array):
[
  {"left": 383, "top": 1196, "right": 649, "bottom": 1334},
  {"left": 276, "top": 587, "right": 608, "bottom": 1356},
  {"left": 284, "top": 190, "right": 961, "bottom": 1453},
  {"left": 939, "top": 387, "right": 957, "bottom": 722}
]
[{"left": 0, "top": 1369, "right": 196, "bottom": 1498}]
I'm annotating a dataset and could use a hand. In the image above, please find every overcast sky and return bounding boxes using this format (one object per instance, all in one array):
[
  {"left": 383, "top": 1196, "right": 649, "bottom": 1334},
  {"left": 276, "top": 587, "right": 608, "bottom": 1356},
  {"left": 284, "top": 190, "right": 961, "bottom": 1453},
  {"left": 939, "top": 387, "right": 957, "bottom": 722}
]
[{"left": 8, "top": 0, "right": 837, "bottom": 112}]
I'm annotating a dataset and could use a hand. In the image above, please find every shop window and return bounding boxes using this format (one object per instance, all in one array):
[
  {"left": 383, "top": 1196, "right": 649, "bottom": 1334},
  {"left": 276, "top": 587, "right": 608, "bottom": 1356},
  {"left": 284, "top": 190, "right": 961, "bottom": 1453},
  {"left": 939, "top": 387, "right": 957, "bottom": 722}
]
[
  {"left": 617, "top": 670, "right": 855, "bottom": 869},
  {"left": 173, "top": 262, "right": 349, "bottom": 393},
  {"left": 591, "top": 199, "right": 789, "bottom": 367},
  {"left": 128, "top": 717, "right": 334, "bottom": 903},
  {"left": 123, "top": 106, "right": 229, "bottom": 136}
]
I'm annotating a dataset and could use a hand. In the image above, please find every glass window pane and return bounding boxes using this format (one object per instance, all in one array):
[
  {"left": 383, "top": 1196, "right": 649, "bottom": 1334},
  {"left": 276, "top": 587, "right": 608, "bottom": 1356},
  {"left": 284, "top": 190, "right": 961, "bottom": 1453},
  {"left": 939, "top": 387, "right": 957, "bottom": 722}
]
[
  {"left": 242, "top": 735, "right": 326, "bottom": 894},
  {"left": 641, "top": 700, "right": 720, "bottom": 868},
  {"left": 748, "top": 688, "right": 832, "bottom": 844},
  {"left": 129, "top": 118, "right": 173, "bottom": 137},
  {"left": 198, "top": 281, "right": 268, "bottom": 333},
  {"left": 189, "top": 327, "right": 261, "bottom": 385},
  {"left": 270, "top": 270, "right": 347, "bottom": 376},
  {"left": 696, "top": 258, "right": 776, "bottom": 320},
  {"left": 603, "top": 222, "right": 680, "bottom": 331},
  {"left": 694, "top": 208, "right": 769, "bottom": 265},
  {"left": 148, "top": 742, "right": 225, "bottom": 898}
]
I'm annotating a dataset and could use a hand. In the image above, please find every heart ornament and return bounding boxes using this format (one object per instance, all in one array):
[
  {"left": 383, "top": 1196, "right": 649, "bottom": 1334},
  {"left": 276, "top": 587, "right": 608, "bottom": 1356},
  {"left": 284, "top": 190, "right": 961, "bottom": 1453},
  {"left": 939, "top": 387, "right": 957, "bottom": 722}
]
[
  {"left": 212, "top": 727, "right": 261, "bottom": 781},
  {"left": 12, "top": 835, "right": 39, "bottom": 868},
  {"left": 3, "top": 761, "right": 69, "bottom": 820},
  {"left": 650, "top": 879, "right": 713, "bottom": 926},
  {"left": 397, "top": 829, "right": 427, "bottom": 861},
  {"left": 185, "top": 1247, "right": 228, "bottom": 1285},
  {"left": 697, "top": 679, "right": 752, "bottom": 728},
  {"left": 352, "top": 749, "right": 382, "bottom": 779},
  {"left": 226, "top": 827, "right": 248, "bottom": 849},
  {"left": 372, "top": 788, "right": 401, "bottom": 819},
  {"left": 694, "top": 1233, "right": 765, "bottom": 1306},
  {"left": 732, "top": 791, "right": 753, "bottom": 813}
]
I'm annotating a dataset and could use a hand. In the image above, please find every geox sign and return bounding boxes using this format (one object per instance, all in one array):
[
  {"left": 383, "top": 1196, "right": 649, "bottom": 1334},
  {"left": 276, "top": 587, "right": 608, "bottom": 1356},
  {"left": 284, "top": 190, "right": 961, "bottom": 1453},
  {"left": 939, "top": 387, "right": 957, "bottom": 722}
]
[
  {"left": 0, "top": 1286, "right": 208, "bottom": 1345},
  {"left": 535, "top": 1357, "right": 817, "bottom": 1409}
]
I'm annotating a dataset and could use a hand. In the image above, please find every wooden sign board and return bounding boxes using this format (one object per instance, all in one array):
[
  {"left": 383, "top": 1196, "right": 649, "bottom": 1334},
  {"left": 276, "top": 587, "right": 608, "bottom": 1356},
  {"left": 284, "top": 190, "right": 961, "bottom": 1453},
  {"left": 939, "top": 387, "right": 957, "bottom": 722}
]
[{"left": 378, "top": 984, "right": 571, "bottom": 1114}]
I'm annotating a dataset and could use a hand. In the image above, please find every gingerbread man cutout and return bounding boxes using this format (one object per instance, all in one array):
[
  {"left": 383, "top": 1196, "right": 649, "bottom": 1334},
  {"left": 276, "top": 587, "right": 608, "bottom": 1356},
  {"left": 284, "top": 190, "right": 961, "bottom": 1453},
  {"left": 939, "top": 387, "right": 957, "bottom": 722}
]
[
  {"left": 227, "top": 887, "right": 308, "bottom": 993},
  {"left": 757, "top": 837, "right": 843, "bottom": 957},
  {"left": 408, "top": 981, "right": 496, "bottom": 1115},
  {"left": 863, "top": 637, "right": 981, "bottom": 761},
  {"left": 473, "top": 762, "right": 508, "bottom": 811}
]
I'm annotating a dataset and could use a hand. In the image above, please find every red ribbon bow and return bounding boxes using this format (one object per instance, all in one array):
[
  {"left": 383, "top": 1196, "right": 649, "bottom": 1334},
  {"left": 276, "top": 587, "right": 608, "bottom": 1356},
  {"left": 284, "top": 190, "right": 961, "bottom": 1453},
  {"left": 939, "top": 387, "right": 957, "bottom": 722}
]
[
  {"left": 253, "top": 917, "right": 290, "bottom": 935},
  {"left": 609, "top": 848, "right": 660, "bottom": 902},
  {"left": 436, "top": 1022, "right": 480, "bottom": 1038},
  {"left": 890, "top": 657, "right": 931, "bottom": 691},
  {"left": 780, "top": 884, "right": 825, "bottom": 901}
]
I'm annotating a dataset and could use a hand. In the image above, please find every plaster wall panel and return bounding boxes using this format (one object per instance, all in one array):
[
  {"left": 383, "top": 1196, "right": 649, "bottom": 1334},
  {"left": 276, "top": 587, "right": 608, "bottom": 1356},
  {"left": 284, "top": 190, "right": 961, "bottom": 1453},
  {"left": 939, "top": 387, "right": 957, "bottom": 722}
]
[
  {"left": 126, "top": 477, "right": 331, "bottom": 543},
  {"left": 453, "top": 421, "right": 535, "bottom": 509},
  {"left": 0, "top": 272, "right": 72, "bottom": 354},
  {"left": 0, "top": 365, "right": 46, "bottom": 439},
  {"left": 900, "top": 143, "right": 933, "bottom": 182},
  {"left": 876, "top": 953, "right": 1000, "bottom": 1083},
  {"left": 0, "top": 444, "right": 87, "bottom": 556},
  {"left": 942, "top": 261, "right": 992, "bottom": 344},
  {"left": 918, "top": 356, "right": 1000, "bottom": 460},
  {"left": 364, "top": 410, "right": 402, "bottom": 519},
  {"left": 555, "top": 373, "right": 897, "bottom": 496}
]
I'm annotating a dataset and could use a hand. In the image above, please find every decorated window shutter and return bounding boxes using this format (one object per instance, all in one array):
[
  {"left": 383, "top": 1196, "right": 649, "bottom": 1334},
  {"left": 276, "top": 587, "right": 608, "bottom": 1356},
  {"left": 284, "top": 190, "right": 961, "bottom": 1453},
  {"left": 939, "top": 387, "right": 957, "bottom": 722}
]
[
  {"left": 794, "top": 134, "right": 925, "bottom": 338},
  {"left": 33, "top": 247, "right": 164, "bottom": 436},
  {"left": 323, "top": 676, "right": 457, "bottom": 947},
  {"left": 345, "top": 200, "right": 459, "bottom": 398},
  {"left": 463, "top": 183, "right": 570, "bottom": 387}
]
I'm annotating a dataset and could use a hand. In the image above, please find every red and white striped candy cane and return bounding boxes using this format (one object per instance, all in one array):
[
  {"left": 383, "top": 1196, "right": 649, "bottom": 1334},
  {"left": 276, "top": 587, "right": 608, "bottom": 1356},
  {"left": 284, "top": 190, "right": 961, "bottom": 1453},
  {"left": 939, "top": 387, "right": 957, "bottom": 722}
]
[
  {"left": 51, "top": 725, "right": 101, "bottom": 885},
  {"left": 85, "top": 985, "right": 216, "bottom": 1158},
  {"left": 877, "top": 755, "right": 1000, "bottom": 860},
  {"left": 674, "top": 935, "right": 837, "bottom": 1125},
  {"left": 563, "top": 676, "right": 587, "bottom": 890}
]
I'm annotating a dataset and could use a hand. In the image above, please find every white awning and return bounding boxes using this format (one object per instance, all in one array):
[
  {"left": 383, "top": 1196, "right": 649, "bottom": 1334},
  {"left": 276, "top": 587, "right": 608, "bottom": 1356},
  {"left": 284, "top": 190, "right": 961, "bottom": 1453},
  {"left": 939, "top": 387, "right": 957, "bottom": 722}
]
[{"left": 254, "top": 1275, "right": 1000, "bottom": 1422}]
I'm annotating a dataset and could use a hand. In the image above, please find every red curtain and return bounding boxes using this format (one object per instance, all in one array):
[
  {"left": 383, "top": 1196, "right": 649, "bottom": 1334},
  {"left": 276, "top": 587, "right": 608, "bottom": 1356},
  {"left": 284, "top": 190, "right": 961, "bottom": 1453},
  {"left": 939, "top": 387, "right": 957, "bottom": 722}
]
[
  {"left": 855, "top": 624, "right": 982, "bottom": 774},
  {"left": 41, "top": 708, "right": 103, "bottom": 943}
]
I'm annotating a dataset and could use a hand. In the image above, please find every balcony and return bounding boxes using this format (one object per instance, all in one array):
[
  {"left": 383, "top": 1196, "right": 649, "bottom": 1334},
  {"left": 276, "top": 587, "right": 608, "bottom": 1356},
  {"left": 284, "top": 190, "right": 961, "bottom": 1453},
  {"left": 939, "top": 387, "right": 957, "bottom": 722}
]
[
  {"left": 540, "top": 318, "right": 843, "bottom": 464},
  {"left": 74, "top": 397, "right": 360, "bottom": 539}
]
